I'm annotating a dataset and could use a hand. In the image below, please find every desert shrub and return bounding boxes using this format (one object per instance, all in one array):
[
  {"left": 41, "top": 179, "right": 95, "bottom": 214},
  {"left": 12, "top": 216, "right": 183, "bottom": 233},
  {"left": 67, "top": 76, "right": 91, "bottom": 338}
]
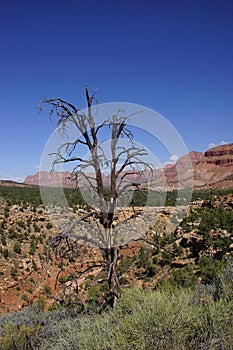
[
  {"left": 39, "top": 278, "right": 233, "bottom": 350},
  {"left": 213, "top": 236, "right": 232, "bottom": 252},
  {"left": 1, "top": 233, "right": 6, "bottom": 245},
  {"left": 172, "top": 242, "right": 183, "bottom": 255},
  {"left": 43, "top": 285, "right": 51, "bottom": 296},
  {"left": 118, "top": 257, "right": 134, "bottom": 276},
  {"left": 85, "top": 286, "right": 100, "bottom": 312},
  {"left": 32, "top": 259, "right": 38, "bottom": 271},
  {"left": 17, "top": 220, "right": 25, "bottom": 229},
  {"left": 145, "top": 263, "right": 157, "bottom": 277},
  {"left": 13, "top": 242, "right": 21, "bottom": 254},
  {"left": 198, "top": 256, "right": 225, "bottom": 283},
  {"left": 48, "top": 302, "right": 59, "bottom": 312},
  {"left": 0, "top": 304, "right": 45, "bottom": 337},
  {"left": 196, "top": 259, "right": 233, "bottom": 302},
  {"left": 1, "top": 323, "right": 35, "bottom": 350},
  {"left": 137, "top": 247, "right": 150, "bottom": 268},
  {"left": 2, "top": 248, "right": 8, "bottom": 258},
  {"left": 159, "top": 251, "right": 172, "bottom": 266},
  {"left": 33, "top": 224, "right": 40, "bottom": 232},
  {"left": 29, "top": 237, "right": 37, "bottom": 255},
  {"left": 37, "top": 296, "right": 45, "bottom": 311},
  {"left": 46, "top": 222, "right": 53, "bottom": 230},
  {"left": 8, "top": 228, "right": 18, "bottom": 239},
  {"left": 171, "top": 266, "right": 197, "bottom": 288},
  {"left": 136, "top": 247, "right": 157, "bottom": 278},
  {"left": 180, "top": 217, "right": 192, "bottom": 232},
  {"left": 0, "top": 262, "right": 233, "bottom": 350},
  {"left": 160, "top": 234, "right": 174, "bottom": 247},
  {"left": 21, "top": 294, "right": 29, "bottom": 302},
  {"left": 10, "top": 267, "right": 18, "bottom": 280}
]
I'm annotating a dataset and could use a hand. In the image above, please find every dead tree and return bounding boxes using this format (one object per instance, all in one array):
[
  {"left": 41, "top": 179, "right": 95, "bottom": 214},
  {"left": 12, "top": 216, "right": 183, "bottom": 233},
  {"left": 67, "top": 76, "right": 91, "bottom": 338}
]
[{"left": 39, "top": 85, "right": 153, "bottom": 308}]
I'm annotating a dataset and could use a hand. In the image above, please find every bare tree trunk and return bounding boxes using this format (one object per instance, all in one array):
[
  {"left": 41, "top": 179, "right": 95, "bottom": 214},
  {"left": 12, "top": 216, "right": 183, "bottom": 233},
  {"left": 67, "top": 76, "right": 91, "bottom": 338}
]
[
  {"left": 108, "top": 246, "right": 120, "bottom": 308},
  {"left": 40, "top": 85, "right": 152, "bottom": 310}
]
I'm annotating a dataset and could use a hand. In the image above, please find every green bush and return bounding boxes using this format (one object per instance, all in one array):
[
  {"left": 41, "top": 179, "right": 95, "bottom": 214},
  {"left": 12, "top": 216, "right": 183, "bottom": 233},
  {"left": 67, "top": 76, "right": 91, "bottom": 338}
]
[
  {"left": 2, "top": 248, "right": 8, "bottom": 258},
  {"left": 1, "top": 323, "right": 35, "bottom": 350},
  {"left": 118, "top": 257, "right": 134, "bottom": 276},
  {"left": 145, "top": 263, "right": 157, "bottom": 277},
  {"left": 160, "top": 251, "right": 172, "bottom": 266},
  {"left": 43, "top": 285, "right": 52, "bottom": 296},
  {"left": 46, "top": 222, "right": 53, "bottom": 230},
  {"left": 136, "top": 247, "right": 157, "bottom": 279},
  {"left": 37, "top": 296, "right": 45, "bottom": 311},
  {"left": 172, "top": 242, "right": 183, "bottom": 255},
  {"left": 0, "top": 263, "right": 233, "bottom": 349},
  {"left": 39, "top": 277, "right": 233, "bottom": 349},
  {"left": 171, "top": 266, "right": 197, "bottom": 288},
  {"left": 1, "top": 233, "right": 6, "bottom": 245},
  {"left": 10, "top": 267, "right": 18, "bottom": 280},
  {"left": 137, "top": 247, "right": 150, "bottom": 268},
  {"left": 29, "top": 237, "right": 37, "bottom": 255},
  {"left": 32, "top": 259, "right": 38, "bottom": 271},
  {"left": 21, "top": 294, "right": 29, "bottom": 302},
  {"left": 8, "top": 228, "right": 18, "bottom": 239},
  {"left": 199, "top": 256, "right": 225, "bottom": 283},
  {"left": 85, "top": 286, "right": 100, "bottom": 312},
  {"left": 13, "top": 242, "right": 21, "bottom": 254}
]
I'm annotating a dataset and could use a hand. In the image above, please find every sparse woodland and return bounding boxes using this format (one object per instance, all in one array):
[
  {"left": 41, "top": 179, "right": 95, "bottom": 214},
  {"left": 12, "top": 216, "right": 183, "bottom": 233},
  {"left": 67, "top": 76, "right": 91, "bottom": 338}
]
[{"left": 0, "top": 184, "right": 233, "bottom": 349}]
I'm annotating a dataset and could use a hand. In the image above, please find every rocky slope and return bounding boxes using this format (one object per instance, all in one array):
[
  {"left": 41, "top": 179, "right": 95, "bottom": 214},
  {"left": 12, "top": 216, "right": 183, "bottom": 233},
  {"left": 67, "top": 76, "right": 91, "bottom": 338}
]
[
  {"left": 118, "top": 193, "right": 233, "bottom": 290},
  {"left": 194, "top": 143, "right": 233, "bottom": 187},
  {"left": 24, "top": 171, "right": 76, "bottom": 188},
  {"left": 162, "top": 144, "right": 233, "bottom": 190},
  {"left": 0, "top": 189, "right": 233, "bottom": 314}
]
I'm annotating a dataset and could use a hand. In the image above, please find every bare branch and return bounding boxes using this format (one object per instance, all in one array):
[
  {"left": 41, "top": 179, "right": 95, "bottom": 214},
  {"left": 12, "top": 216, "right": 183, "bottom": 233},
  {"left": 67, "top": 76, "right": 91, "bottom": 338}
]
[{"left": 39, "top": 86, "right": 162, "bottom": 308}]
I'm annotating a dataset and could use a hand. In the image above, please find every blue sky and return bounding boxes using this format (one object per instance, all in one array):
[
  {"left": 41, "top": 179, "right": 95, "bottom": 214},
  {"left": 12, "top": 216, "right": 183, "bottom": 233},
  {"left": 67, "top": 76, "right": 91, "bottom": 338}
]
[{"left": 0, "top": 0, "right": 233, "bottom": 181}]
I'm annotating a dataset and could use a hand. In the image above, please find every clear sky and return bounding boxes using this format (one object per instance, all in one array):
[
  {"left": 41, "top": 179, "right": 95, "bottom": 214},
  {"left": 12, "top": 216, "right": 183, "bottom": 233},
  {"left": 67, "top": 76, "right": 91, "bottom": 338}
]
[{"left": 0, "top": 0, "right": 233, "bottom": 182}]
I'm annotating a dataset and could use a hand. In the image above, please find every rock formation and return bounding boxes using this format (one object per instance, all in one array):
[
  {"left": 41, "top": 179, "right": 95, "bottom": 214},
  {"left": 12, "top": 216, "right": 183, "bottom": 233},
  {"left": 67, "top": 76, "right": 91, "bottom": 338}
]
[{"left": 24, "top": 143, "right": 233, "bottom": 190}]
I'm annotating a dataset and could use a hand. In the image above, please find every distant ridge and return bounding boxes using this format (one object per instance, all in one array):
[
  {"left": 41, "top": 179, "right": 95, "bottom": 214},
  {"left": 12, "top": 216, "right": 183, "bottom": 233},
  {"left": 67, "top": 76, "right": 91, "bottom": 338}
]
[
  {"left": 0, "top": 180, "right": 32, "bottom": 188},
  {"left": 23, "top": 143, "right": 233, "bottom": 190}
]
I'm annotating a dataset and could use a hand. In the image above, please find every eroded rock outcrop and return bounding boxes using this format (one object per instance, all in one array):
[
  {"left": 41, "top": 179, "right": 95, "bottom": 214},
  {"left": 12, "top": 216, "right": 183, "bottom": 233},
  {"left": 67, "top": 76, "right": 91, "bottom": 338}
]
[{"left": 24, "top": 144, "right": 233, "bottom": 190}]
